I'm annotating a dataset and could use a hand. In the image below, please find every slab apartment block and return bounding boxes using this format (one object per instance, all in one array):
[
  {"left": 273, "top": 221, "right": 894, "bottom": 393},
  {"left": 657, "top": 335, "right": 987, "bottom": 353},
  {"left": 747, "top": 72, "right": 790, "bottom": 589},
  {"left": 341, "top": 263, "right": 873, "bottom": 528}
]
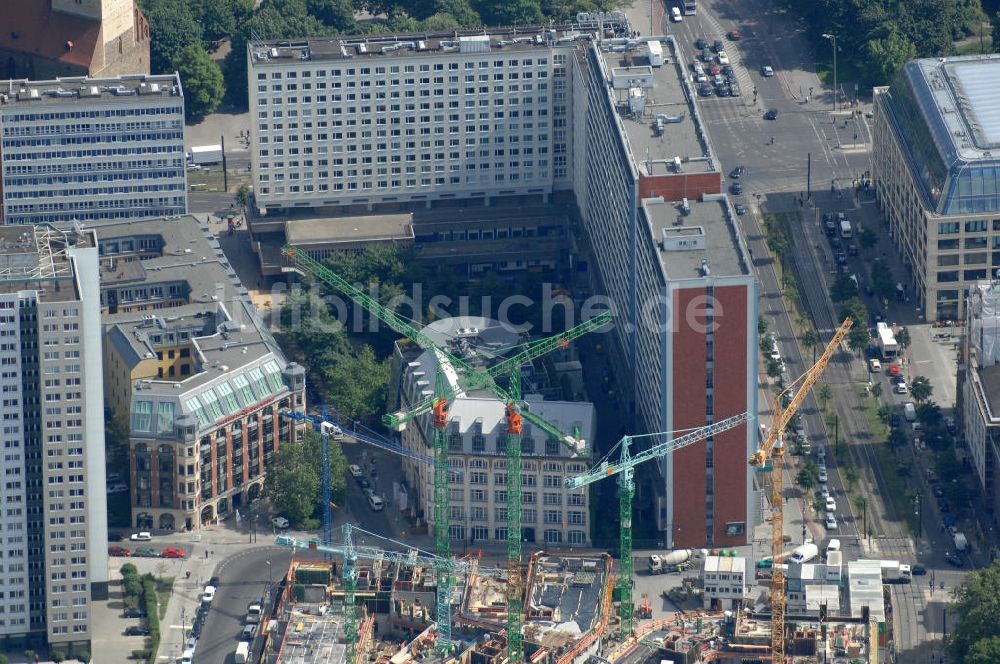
[
  {"left": 0, "top": 225, "right": 108, "bottom": 651},
  {"left": 0, "top": 74, "right": 187, "bottom": 226}
]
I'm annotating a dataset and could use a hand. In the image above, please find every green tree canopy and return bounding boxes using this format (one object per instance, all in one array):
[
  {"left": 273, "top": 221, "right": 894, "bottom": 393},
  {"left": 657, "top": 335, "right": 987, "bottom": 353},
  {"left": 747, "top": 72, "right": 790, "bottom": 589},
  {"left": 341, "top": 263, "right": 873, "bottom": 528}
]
[
  {"left": 910, "top": 375, "right": 933, "bottom": 403},
  {"left": 319, "top": 345, "right": 390, "bottom": 421},
  {"left": 139, "top": 0, "right": 203, "bottom": 74},
  {"left": 189, "top": 0, "right": 252, "bottom": 42},
  {"left": 265, "top": 430, "right": 347, "bottom": 528},
  {"left": 949, "top": 560, "right": 1000, "bottom": 662},
  {"left": 172, "top": 44, "right": 225, "bottom": 120},
  {"left": 861, "top": 28, "right": 917, "bottom": 85},
  {"left": 857, "top": 228, "right": 878, "bottom": 253},
  {"left": 473, "top": 0, "right": 543, "bottom": 26},
  {"left": 871, "top": 259, "right": 895, "bottom": 302},
  {"left": 307, "top": 0, "right": 358, "bottom": 30},
  {"left": 838, "top": 298, "right": 870, "bottom": 353},
  {"left": 796, "top": 462, "right": 819, "bottom": 488},
  {"left": 895, "top": 327, "right": 911, "bottom": 351},
  {"left": 967, "top": 636, "right": 1000, "bottom": 664},
  {"left": 830, "top": 274, "right": 859, "bottom": 303}
]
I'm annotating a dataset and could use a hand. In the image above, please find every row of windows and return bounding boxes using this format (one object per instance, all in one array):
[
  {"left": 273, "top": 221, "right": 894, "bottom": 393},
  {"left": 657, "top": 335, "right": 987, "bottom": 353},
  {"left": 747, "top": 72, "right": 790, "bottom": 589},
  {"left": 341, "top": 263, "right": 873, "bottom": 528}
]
[
  {"left": 3, "top": 145, "right": 183, "bottom": 161},
  {"left": 4, "top": 159, "right": 181, "bottom": 175},
  {"left": 5, "top": 171, "right": 184, "bottom": 187},
  {"left": 3, "top": 131, "right": 183, "bottom": 147},
  {"left": 257, "top": 172, "right": 545, "bottom": 195},
  {"left": 453, "top": 526, "right": 584, "bottom": 544},
  {"left": 2, "top": 106, "right": 182, "bottom": 123},
  {"left": 453, "top": 506, "right": 586, "bottom": 523},
  {"left": 255, "top": 58, "right": 550, "bottom": 81},
  {"left": 4, "top": 184, "right": 186, "bottom": 198},
  {"left": 5, "top": 197, "right": 184, "bottom": 213},
  {"left": 2, "top": 120, "right": 182, "bottom": 137}
]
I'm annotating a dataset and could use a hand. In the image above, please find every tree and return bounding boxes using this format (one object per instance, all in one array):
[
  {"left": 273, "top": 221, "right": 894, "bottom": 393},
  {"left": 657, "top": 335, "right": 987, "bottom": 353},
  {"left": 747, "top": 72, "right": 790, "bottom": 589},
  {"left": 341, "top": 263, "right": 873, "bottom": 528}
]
[
  {"left": 173, "top": 44, "right": 224, "bottom": 120},
  {"left": 235, "top": 183, "right": 252, "bottom": 209},
  {"left": 838, "top": 297, "right": 870, "bottom": 354},
  {"left": 817, "top": 383, "right": 832, "bottom": 410},
  {"left": 796, "top": 462, "right": 819, "bottom": 489},
  {"left": 861, "top": 28, "right": 917, "bottom": 85},
  {"left": 887, "top": 428, "right": 907, "bottom": 450},
  {"left": 871, "top": 258, "right": 895, "bottom": 302},
  {"left": 877, "top": 404, "right": 893, "bottom": 424},
  {"left": 895, "top": 327, "right": 911, "bottom": 353},
  {"left": 430, "top": 0, "right": 482, "bottom": 25},
  {"left": 967, "top": 636, "right": 1000, "bottom": 664},
  {"left": 189, "top": 0, "right": 241, "bottom": 42},
  {"left": 307, "top": 0, "right": 358, "bottom": 30},
  {"left": 139, "top": 0, "right": 203, "bottom": 74},
  {"left": 758, "top": 316, "right": 769, "bottom": 336},
  {"left": 858, "top": 227, "right": 878, "bottom": 253},
  {"left": 800, "top": 329, "right": 819, "bottom": 356},
  {"left": 910, "top": 375, "right": 933, "bottom": 403},
  {"left": 473, "top": 0, "right": 543, "bottom": 24},
  {"left": 829, "top": 273, "right": 859, "bottom": 303},
  {"left": 320, "top": 345, "right": 390, "bottom": 420},
  {"left": 994, "top": 11, "right": 1000, "bottom": 53},
  {"left": 871, "top": 381, "right": 882, "bottom": 399},
  {"left": 766, "top": 357, "right": 783, "bottom": 379},
  {"left": 265, "top": 430, "right": 347, "bottom": 528},
  {"left": 948, "top": 559, "right": 1000, "bottom": 662}
]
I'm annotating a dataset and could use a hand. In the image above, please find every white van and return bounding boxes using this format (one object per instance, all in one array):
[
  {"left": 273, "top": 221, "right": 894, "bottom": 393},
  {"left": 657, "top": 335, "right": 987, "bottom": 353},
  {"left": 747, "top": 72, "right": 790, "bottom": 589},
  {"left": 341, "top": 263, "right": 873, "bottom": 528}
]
[
  {"left": 368, "top": 494, "right": 385, "bottom": 511},
  {"left": 826, "top": 538, "right": 841, "bottom": 557},
  {"left": 180, "top": 647, "right": 195, "bottom": 664},
  {"left": 235, "top": 641, "right": 250, "bottom": 664},
  {"left": 670, "top": 6, "right": 682, "bottom": 21},
  {"left": 789, "top": 542, "right": 818, "bottom": 564}
]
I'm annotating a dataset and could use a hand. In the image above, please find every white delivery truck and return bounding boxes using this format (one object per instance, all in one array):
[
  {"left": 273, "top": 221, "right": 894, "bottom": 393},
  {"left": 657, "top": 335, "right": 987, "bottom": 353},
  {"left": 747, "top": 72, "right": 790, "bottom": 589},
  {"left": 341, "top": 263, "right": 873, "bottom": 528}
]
[
  {"left": 839, "top": 219, "right": 852, "bottom": 238},
  {"left": 880, "top": 560, "right": 912, "bottom": 584},
  {"left": 235, "top": 641, "right": 251, "bottom": 663},
  {"left": 789, "top": 542, "right": 818, "bottom": 564},
  {"left": 188, "top": 144, "right": 223, "bottom": 165},
  {"left": 954, "top": 532, "right": 968, "bottom": 552},
  {"left": 648, "top": 549, "right": 693, "bottom": 574}
]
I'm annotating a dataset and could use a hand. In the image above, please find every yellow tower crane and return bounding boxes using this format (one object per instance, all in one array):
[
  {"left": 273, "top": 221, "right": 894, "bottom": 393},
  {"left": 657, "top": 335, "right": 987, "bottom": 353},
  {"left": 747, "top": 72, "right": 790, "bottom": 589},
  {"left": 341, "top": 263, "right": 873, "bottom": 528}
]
[{"left": 749, "top": 318, "right": 852, "bottom": 664}]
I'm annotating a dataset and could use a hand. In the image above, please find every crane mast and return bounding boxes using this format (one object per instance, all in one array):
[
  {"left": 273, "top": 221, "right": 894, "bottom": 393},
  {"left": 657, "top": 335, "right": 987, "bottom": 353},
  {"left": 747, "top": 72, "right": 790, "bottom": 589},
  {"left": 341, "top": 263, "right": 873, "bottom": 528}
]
[
  {"left": 564, "top": 412, "right": 753, "bottom": 637},
  {"left": 749, "top": 318, "right": 851, "bottom": 664}
]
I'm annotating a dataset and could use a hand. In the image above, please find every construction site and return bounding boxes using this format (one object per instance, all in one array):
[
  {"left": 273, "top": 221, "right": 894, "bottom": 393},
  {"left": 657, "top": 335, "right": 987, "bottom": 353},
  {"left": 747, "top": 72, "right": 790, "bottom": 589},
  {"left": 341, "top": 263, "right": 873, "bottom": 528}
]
[{"left": 271, "top": 247, "right": 893, "bottom": 664}]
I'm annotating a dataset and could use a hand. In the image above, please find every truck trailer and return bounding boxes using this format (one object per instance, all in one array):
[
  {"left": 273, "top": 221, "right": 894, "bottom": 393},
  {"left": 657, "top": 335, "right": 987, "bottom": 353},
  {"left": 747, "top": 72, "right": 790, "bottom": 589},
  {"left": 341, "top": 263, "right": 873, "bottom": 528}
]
[
  {"left": 876, "top": 322, "right": 898, "bottom": 358},
  {"left": 880, "top": 560, "right": 912, "bottom": 584},
  {"left": 188, "top": 144, "right": 224, "bottom": 165}
]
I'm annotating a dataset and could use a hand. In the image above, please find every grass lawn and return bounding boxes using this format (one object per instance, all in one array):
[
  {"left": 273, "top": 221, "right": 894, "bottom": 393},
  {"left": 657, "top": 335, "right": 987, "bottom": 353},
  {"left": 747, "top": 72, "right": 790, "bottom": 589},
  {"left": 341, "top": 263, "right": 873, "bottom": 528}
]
[{"left": 857, "top": 390, "right": 917, "bottom": 533}]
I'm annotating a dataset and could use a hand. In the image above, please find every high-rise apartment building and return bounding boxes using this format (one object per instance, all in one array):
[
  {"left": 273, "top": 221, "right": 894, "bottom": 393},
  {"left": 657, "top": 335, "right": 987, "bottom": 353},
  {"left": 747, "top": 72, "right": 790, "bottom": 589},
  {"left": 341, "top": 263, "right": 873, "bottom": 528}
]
[
  {"left": 0, "top": 224, "right": 107, "bottom": 651},
  {"left": 98, "top": 216, "right": 306, "bottom": 531},
  {"left": 0, "top": 74, "right": 187, "bottom": 226},
  {"left": 873, "top": 54, "right": 1000, "bottom": 320},
  {"left": 247, "top": 30, "right": 587, "bottom": 214}
]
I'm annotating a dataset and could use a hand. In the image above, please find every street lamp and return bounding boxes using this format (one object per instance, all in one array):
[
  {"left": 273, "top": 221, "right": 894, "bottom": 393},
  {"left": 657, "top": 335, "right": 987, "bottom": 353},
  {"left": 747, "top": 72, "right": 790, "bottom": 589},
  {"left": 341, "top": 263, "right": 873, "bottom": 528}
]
[
  {"left": 822, "top": 33, "right": 837, "bottom": 111},
  {"left": 266, "top": 559, "right": 272, "bottom": 585}
]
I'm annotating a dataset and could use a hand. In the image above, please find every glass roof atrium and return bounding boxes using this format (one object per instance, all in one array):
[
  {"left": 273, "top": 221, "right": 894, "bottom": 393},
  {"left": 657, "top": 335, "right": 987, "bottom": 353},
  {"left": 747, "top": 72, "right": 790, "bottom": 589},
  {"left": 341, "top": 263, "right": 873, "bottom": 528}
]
[{"left": 886, "top": 54, "right": 1000, "bottom": 216}]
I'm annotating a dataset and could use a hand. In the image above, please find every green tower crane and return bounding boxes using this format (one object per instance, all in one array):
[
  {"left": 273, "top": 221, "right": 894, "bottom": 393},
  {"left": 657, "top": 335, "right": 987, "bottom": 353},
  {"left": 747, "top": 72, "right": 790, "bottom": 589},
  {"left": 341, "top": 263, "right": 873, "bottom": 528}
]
[{"left": 563, "top": 412, "right": 753, "bottom": 638}]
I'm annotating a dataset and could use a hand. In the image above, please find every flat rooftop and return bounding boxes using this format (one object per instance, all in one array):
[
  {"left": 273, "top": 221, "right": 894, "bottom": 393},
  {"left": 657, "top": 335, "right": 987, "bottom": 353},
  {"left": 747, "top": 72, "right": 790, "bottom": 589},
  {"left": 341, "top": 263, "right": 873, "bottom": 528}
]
[
  {"left": 0, "top": 225, "right": 94, "bottom": 299},
  {"left": 248, "top": 16, "right": 631, "bottom": 65},
  {"left": 96, "top": 216, "right": 291, "bottom": 398},
  {"left": 641, "top": 196, "right": 750, "bottom": 280},
  {"left": 276, "top": 612, "right": 348, "bottom": 664},
  {"left": 599, "top": 40, "right": 714, "bottom": 176},
  {"left": 904, "top": 54, "right": 1000, "bottom": 161},
  {"left": 0, "top": 74, "right": 182, "bottom": 106},
  {"left": 285, "top": 214, "right": 414, "bottom": 246}
]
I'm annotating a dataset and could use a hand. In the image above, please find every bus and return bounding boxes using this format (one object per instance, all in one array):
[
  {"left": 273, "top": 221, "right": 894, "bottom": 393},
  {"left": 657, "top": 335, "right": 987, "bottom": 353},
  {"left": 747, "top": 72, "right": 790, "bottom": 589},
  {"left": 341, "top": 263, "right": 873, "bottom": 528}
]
[{"left": 682, "top": 0, "right": 696, "bottom": 14}]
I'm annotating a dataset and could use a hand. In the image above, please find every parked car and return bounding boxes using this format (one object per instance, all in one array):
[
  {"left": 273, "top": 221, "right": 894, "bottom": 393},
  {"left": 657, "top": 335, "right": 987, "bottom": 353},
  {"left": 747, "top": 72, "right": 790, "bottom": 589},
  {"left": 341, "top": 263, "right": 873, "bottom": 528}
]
[
  {"left": 357, "top": 477, "right": 371, "bottom": 490},
  {"left": 201, "top": 585, "right": 217, "bottom": 604},
  {"left": 735, "top": 204, "right": 747, "bottom": 215},
  {"left": 130, "top": 532, "right": 152, "bottom": 542},
  {"left": 945, "top": 554, "right": 964, "bottom": 567},
  {"left": 271, "top": 516, "right": 290, "bottom": 529},
  {"left": 818, "top": 469, "right": 828, "bottom": 483},
  {"left": 868, "top": 358, "right": 882, "bottom": 372},
  {"left": 161, "top": 547, "right": 186, "bottom": 558},
  {"left": 730, "top": 183, "right": 744, "bottom": 195},
  {"left": 698, "top": 85, "right": 713, "bottom": 97},
  {"left": 730, "top": 165, "right": 746, "bottom": 179},
  {"left": 717, "top": 51, "right": 730, "bottom": 65},
  {"left": 761, "top": 65, "right": 775, "bottom": 77},
  {"left": 133, "top": 548, "right": 160, "bottom": 558},
  {"left": 694, "top": 37, "right": 708, "bottom": 50},
  {"left": 348, "top": 464, "right": 363, "bottom": 478},
  {"left": 764, "top": 108, "right": 779, "bottom": 120},
  {"left": 242, "top": 623, "right": 258, "bottom": 639},
  {"left": 123, "top": 608, "right": 146, "bottom": 619},
  {"left": 911, "top": 564, "right": 927, "bottom": 575},
  {"left": 109, "top": 546, "right": 132, "bottom": 557},
  {"left": 825, "top": 515, "right": 838, "bottom": 530},
  {"left": 125, "top": 626, "right": 151, "bottom": 636},
  {"left": 726, "top": 29, "right": 741, "bottom": 40},
  {"left": 712, "top": 39, "right": 724, "bottom": 52}
]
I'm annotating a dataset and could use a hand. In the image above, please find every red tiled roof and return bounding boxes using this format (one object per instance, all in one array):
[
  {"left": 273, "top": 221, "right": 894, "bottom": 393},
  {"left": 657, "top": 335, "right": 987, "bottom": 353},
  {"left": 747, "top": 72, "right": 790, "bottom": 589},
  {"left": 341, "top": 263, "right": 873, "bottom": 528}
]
[{"left": 0, "top": 0, "right": 102, "bottom": 71}]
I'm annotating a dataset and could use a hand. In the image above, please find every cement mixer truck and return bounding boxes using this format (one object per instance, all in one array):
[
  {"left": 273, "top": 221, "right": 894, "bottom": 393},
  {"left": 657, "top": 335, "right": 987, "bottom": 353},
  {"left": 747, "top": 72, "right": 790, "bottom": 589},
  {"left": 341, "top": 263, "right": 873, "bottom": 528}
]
[{"left": 648, "top": 549, "right": 693, "bottom": 574}]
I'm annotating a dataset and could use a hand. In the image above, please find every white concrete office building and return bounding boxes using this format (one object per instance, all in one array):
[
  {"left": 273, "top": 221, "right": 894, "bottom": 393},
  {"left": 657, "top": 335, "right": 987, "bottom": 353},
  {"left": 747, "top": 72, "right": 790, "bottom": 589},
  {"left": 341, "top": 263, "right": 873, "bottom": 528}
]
[
  {"left": 0, "top": 225, "right": 107, "bottom": 651},
  {"left": 0, "top": 73, "right": 187, "bottom": 225}
]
